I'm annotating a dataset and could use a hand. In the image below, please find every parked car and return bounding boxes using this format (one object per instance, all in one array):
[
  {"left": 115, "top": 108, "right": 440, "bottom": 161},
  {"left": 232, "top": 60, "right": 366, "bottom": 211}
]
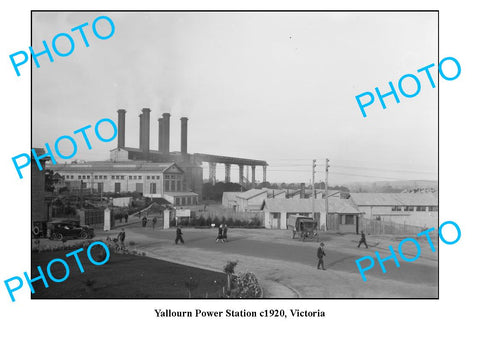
[{"left": 47, "top": 220, "right": 95, "bottom": 241}]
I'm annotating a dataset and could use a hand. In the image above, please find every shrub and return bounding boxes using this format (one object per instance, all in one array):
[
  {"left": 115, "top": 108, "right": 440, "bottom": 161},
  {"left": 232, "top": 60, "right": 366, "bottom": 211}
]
[{"left": 230, "top": 272, "right": 262, "bottom": 298}]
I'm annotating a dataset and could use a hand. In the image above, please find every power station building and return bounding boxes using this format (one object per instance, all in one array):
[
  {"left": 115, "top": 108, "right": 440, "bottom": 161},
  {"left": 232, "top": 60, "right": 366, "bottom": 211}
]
[{"left": 48, "top": 108, "right": 268, "bottom": 206}]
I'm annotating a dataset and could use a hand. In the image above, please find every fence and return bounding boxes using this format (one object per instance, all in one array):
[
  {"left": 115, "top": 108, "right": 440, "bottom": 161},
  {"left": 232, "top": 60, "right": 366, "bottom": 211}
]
[
  {"left": 82, "top": 209, "right": 104, "bottom": 226},
  {"left": 195, "top": 209, "right": 264, "bottom": 224},
  {"left": 359, "top": 217, "right": 427, "bottom": 235}
]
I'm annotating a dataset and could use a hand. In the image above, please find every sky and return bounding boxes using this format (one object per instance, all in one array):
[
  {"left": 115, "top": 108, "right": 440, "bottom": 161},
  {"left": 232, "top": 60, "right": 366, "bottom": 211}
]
[{"left": 32, "top": 11, "right": 438, "bottom": 184}]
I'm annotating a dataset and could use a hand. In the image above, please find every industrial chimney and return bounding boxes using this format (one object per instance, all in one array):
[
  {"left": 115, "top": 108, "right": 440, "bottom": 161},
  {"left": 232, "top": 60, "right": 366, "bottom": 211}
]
[
  {"left": 180, "top": 117, "right": 188, "bottom": 154},
  {"left": 158, "top": 117, "right": 164, "bottom": 152},
  {"left": 139, "top": 108, "right": 151, "bottom": 158},
  {"left": 117, "top": 109, "right": 126, "bottom": 148},
  {"left": 162, "top": 113, "right": 170, "bottom": 154}
]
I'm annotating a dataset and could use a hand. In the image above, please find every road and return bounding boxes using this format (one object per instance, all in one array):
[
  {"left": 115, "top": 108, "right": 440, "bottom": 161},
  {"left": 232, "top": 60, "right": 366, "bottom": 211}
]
[{"left": 124, "top": 226, "right": 438, "bottom": 287}]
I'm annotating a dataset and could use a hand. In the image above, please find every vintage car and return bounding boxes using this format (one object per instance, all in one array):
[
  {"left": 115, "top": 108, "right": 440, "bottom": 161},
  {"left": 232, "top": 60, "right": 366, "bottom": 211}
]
[
  {"left": 286, "top": 215, "right": 319, "bottom": 241},
  {"left": 47, "top": 220, "right": 95, "bottom": 241}
]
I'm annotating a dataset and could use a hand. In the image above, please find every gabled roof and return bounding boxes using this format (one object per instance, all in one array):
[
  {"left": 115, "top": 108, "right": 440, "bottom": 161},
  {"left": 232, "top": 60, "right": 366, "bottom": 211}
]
[
  {"left": 350, "top": 193, "right": 438, "bottom": 206},
  {"left": 262, "top": 198, "right": 362, "bottom": 214},
  {"left": 48, "top": 161, "right": 177, "bottom": 173},
  {"left": 236, "top": 189, "right": 268, "bottom": 200}
]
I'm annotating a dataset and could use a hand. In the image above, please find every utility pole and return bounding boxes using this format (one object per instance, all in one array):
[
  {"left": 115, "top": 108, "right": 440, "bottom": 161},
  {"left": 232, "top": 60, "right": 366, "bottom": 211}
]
[
  {"left": 312, "top": 159, "right": 316, "bottom": 224},
  {"left": 325, "top": 158, "right": 330, "bottom": 232}
]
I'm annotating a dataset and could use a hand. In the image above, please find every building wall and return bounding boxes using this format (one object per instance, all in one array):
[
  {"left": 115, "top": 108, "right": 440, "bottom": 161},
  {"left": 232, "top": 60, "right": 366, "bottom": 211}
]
[
  {"left": 357, "top": 205, "right": 438, "bottom": 228},
  {"left": 238, "top": 192, "right": 268, "bottom": 212}
]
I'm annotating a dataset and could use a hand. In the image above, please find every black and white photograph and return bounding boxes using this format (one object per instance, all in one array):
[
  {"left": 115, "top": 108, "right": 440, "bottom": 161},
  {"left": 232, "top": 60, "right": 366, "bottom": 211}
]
[
  {"left": 1, "top": 1, "right": 478, "bottom": 339},
  {"left": 30, "top": 11, "right": 438, "bottom": 299}
]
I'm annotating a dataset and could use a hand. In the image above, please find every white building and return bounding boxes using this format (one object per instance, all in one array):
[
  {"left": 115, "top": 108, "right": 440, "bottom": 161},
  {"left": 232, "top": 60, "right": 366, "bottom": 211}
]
[
  {"left": 48, "top": 161, "right": 199, "bottom": 207},
  {"left": 349, "top": 193, "right": 438, "bottom": 228},
  {"left": 262, "top": 197, "right": 363, "bottom": 232}
]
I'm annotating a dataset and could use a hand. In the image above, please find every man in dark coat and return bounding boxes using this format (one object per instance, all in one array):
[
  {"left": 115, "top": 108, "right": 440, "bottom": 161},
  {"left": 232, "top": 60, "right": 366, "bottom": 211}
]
[
  {"left": 142, "top": 216, "right": 147, "bottom": 228},
  {"left": 152, "top": 217, "right": 157, "bottom": 230},
  {"left": 317, "top": 242, "right": 326, "bottom": 270},
  {"left": 117, "top": 228, "right": 126, "bottom": 249},
  {"left": 222, "top": 224, "right": 228, "bottom": 242},
  {"left": 358, "top": 231, "right": 368, "bottom": 248},
  {"left": 175, "top": 226, "right": 184, "bottom": 244},
  {"left": 216, "top": 224, "right": 224, "bottom": 243}
]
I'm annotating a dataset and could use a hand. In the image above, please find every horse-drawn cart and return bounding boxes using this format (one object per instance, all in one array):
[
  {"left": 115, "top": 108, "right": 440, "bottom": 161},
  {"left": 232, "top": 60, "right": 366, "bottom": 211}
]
[{"left": 287, "top": 215, "right": 319, "bottom": 241}]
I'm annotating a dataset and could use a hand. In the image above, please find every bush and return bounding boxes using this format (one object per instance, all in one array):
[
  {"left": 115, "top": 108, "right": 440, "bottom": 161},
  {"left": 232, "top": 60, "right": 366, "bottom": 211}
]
[{"left": 230, "top": 272, "right": 262, "bottom": 298}]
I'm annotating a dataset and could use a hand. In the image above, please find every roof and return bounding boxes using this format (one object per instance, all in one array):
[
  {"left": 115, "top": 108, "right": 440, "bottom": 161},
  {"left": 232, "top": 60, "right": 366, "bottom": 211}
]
[
  {"left": 164, "top": 191, "right": 199, "bottom": 197},
  {"left": 222, "top": 192, "right": 239, "bottom": 202},
  {"left": 350, "top": 193, "right": 438, "bottom": 206},
  {"left": 47, "top": 161, "right": 179, "bottom": 173},
  {"left": 262, "top": 198, "right": 362, "bottom": 214},
  {"left": 236, "top": 189, "right": 268, "bottom": 200}
]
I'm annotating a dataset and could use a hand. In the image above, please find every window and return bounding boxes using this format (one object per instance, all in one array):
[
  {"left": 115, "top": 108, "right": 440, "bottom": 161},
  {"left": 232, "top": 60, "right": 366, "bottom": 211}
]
[
  {"left": 78, "top": 175, "right": 81, "bottom": 179},
  {"left": 129, "top": 176, "right": 132, "bottom": 180},
  {"left": 82, "top": 175, "right": 86, "bottom": 179},
  {"left": 392, "top": 206, "right": 402, "bottom": 211},
  {"left": 416, "top": 206, "right": 426, "bottom": 212},
  {"left": 94, "top": 175, "right": 98, "bottom": 179},
  {"left": 272, "top": 212, "right": 281, "bottom": 219},
  {"left": 147, "top": 176, "right": 150, "bottom": 180},
  {"left": 156, "top": 176, "right": 160, "bottom": 179},
  {"left": 111, "top": 175, "right": 115, "bottom": 179},
  {"left": 164, "top": 181, "right": 170, "bottom": 191},
  {"left": 175, "top": 198, "right": 181, "bottom": 205},
  {"left": 177, "top": 180, "right": 182, "bottom": 192},
  {"left": 121, "top": 176, "right": 124, "bottom": 180},
  {"left": 345, "top": 215, "right": 354, "bottom": 224},
  {"left": 87, "top": 175, "right": 90, "bottom": 179},
  {"left": 428, "top": 206, "right": 438, "bottom": 212},
  {"left": 171, "top": 180, "right": 176, "bottom": 192},
  {"left": 103, "top": 175, "right": 107, "bottom": 179},
  {"left": 134, "top": 176, "right": 137, "bottom": 180},
  {"left": 404, "top": 206, "right": 414, "bottom": 211},
  {"left": 138, "top": 176, "right": 142, "bottom": 180}
]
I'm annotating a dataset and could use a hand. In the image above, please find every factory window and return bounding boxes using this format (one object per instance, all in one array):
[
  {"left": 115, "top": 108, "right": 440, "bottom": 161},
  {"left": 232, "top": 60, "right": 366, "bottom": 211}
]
[
  {"left": 121, "top": 176, "right": 125, "bottom": 180},
  {"left": 129, "top": 176, "right": 132, "bottom": 180},
  {"left": 416, "top": 206, "right": 426, "bottom": 212},
  {"left": 404, "top": 206, "right": 414, "bottom": 212},
  {"left": 87, "top": 175, "right": 90, "bottom": 179},
  {"left": 138, "top": 176, "right": 142, "bottom": 179},
  {"left": 111, "top": 175, "right": 115, "bottom": 179},
  {"left": 81, "top": 175, "right": 85, "bottom": 179},
  {"left": 392, "top": 206, "right": 402, "bottom": 211},
  {"left": 94, "top": 175, "right": 98, "bottom": 179},
  {"left": 428, "top": 206, "right": 438, "bottom": 212},
  {"left": 150, "top": 183, "right": 156, "bottom": 194},
  {"left": 147, "top": 176, "right": 150, "bottom": 180}
]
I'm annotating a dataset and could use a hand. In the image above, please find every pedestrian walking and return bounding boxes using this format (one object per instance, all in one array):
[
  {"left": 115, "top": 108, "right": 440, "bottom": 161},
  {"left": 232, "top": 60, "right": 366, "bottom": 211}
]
[
  {"left": 216, "top": 224, "right": 224, "bottom": 243},
  {"left": 175, "top": 226, "right": 184, "bottom": 244},
  {"left": 222, "top": 224, "right": 228, "bottom": 242},
  {"left": 118, "top": 228, "right": 126, "bottom": 249},
  {"left": 142, "top": 216, "right": 147, "bottom": 228},
  {"left": 124, "top": 213, "right": 128, "bottom": 223},
  {"left": 317, "top": 242, "right": 326, "bottom": 270},
  {"left": 357, "top": 231, "right": 368, "bottom": 248},
  {"left": 152, "top": 217, "right": 157, "bottom": 230}
]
